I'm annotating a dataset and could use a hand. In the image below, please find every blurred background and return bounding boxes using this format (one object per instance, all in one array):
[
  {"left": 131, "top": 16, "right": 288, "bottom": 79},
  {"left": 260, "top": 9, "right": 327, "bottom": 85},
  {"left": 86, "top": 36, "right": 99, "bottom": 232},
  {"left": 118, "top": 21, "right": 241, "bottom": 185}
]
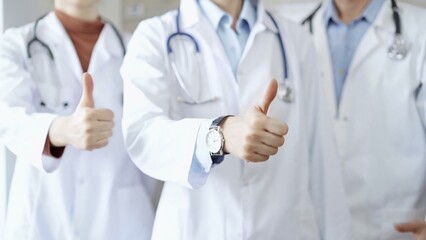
[{"left": 0, "top": 0, "right": 425, "bottom": 238}]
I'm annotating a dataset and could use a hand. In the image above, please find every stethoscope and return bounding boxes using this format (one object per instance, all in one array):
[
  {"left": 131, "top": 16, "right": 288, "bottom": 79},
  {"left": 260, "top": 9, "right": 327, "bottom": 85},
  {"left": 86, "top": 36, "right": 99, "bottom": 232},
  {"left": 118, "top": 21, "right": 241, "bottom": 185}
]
[
  {"left": 27, "top": 14, "right": 126, "bottom": 109},
  {"left": 302, "top": 0, "right": 409, "bottom": 61},
  {"left": 166, "top": 8, "right": 295, "bottom": 104}
]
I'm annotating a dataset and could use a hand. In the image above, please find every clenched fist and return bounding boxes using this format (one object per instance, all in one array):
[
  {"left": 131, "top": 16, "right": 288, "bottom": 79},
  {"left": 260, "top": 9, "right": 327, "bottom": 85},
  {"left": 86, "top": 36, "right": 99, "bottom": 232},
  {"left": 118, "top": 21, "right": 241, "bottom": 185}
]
[
  {"left": 49, "top": 73, "right": 114, "bottom": 151},
  {"left": 222, "top": 79, "right": 288, "bottom": 162}
]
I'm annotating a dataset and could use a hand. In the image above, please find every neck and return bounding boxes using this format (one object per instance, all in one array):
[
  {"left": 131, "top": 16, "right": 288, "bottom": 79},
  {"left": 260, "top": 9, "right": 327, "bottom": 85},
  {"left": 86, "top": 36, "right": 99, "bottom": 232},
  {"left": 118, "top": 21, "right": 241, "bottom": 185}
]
[
  {"left": 54, "top": 1, "right": 99, "bottom": 22},
  {"left": 333, "top": 0, "right": 370, "bottom": 24},
  {"left": 211, "top": 0, "right": 244, "bottom": 30}
]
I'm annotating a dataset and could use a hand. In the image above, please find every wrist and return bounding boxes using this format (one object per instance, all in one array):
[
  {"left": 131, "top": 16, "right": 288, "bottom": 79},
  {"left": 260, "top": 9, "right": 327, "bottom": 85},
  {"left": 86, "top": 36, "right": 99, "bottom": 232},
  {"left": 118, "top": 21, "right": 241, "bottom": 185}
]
[
  {"left": 48, "top": 116, "right": 69, "bottom": 147},
  {"left": 221, "top": 116, "right": 236, "bottom": 154}
]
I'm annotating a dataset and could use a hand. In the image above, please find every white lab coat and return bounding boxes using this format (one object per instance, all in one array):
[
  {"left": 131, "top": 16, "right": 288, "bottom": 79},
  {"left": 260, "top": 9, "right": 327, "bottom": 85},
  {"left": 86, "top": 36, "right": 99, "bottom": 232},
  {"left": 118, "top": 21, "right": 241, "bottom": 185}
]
[
  {"left": 121, "top": 0, "right": 349, "bottom": 239},
  {"left": 310, "top": 1, "right": 426, "bottom": 239},
  {"left": 0, "top": 12, "right": 160, "bottom": 240}
]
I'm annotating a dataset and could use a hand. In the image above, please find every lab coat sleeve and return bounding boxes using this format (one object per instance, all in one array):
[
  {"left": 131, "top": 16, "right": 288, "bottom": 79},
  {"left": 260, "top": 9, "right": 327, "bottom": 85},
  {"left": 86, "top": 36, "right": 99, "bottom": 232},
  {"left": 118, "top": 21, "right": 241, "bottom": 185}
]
[
  {"left": 0, "top": 29, "right": 62, "bottom": 173},
  {"left": 121, "top": 18, "right": 213, "bottom": 189},
  {"left": 301, "top": 34, "right": 351, "bottom": 239}
]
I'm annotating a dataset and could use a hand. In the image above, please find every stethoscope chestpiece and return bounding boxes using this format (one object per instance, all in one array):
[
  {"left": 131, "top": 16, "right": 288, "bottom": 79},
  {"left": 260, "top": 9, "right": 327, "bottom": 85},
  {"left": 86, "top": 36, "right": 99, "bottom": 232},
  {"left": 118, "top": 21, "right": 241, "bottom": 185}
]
[
  {"left": 388, "top": 34, "right": 408, "bottom": 61},
  {"left": 278, "top": 80, "right": 295, "bottom": 103}
]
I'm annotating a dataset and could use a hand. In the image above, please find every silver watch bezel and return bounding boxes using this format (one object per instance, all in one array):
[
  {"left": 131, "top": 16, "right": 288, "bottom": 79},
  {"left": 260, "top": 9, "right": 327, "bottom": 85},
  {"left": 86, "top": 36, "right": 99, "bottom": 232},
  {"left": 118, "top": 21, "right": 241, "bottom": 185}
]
[{"left": 206, "top": 126, "right": 225, "bottom": 156}]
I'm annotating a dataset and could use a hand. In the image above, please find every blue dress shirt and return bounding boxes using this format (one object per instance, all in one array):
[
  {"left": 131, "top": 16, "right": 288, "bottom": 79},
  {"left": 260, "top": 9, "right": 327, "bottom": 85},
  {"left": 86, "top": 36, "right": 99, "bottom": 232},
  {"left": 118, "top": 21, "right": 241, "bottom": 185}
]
[
  {"left": 199, "top": 0, "right": 256, "bottom": 75},
  {"left": 325, "top": 0, "right": 385, "bottom": 106}
]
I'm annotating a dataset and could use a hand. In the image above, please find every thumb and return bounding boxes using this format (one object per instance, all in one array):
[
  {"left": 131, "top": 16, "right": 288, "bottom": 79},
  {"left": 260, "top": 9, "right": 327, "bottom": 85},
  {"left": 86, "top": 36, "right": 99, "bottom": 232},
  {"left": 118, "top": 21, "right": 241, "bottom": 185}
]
[
  {"left": 78, "top": 72, "right": 95, "bottom": 108},
  {"left": 259, "top": 79, "right": 278, "bottom": 114},
  {"left": 395, "top": 221, "right": 425, "bottom": 234}
]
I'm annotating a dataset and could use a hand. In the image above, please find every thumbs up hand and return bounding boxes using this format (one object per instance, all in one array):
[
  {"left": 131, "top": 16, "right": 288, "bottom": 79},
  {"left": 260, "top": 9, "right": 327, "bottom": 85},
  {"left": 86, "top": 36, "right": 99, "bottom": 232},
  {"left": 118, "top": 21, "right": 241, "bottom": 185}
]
[
  {"left": 49, "top": 73, "right": 115, "bottom": 151},
  {"left": 222, "top": 80, "right": 288, "bottom": 162}
]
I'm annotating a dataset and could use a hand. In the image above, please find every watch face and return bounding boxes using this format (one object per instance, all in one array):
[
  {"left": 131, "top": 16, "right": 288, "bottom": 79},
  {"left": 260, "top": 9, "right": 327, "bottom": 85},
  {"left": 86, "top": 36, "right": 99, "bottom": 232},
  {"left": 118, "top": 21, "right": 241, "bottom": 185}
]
[{"left": 206, "top": 129, "right": 222, "bottom": 153}]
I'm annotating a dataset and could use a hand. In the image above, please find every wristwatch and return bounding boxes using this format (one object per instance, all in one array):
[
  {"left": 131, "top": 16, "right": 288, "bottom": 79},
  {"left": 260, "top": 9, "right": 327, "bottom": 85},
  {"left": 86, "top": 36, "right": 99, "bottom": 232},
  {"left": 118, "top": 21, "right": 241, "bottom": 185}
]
[{"left": 206, "top": 115, "right": 232, "bottom": 165}]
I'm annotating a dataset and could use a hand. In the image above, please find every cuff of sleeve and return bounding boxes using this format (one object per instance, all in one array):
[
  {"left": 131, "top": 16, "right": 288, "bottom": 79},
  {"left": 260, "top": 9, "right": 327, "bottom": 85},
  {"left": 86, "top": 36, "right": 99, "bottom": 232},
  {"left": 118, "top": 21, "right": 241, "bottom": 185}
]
[
  {"left": 20, "top": 113, "right": 62, "bottom": 173},
  {"left": 43, "top": 137, "right": 65, "bottom": 158}
]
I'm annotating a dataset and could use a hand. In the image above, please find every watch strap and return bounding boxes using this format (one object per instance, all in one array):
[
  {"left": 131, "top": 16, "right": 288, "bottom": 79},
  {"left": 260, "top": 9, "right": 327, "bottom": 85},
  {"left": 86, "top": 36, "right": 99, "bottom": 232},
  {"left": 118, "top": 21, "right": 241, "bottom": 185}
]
[{"left": 210, "top": 115, "right": 232, "bottom": 130}]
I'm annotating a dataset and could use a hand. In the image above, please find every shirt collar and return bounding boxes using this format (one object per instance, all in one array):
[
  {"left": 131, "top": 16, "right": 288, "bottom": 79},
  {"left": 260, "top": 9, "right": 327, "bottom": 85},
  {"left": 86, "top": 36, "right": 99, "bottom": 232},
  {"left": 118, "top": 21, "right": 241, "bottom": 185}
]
[
  {"left": 324, "top": 0, "right": 386, "bottom": 26},
  {"left": 198, "top": 0, "right": 257, "bottom": 31}
]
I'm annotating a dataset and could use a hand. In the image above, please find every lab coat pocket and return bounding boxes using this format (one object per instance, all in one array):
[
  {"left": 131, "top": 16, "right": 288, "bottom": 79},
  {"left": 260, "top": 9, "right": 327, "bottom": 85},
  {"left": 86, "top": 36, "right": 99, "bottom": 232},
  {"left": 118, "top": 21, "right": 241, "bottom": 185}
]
[
  {"left": 35, "top": 83, "right": 75, "bottom": 114},
  {"left": 171, "top": 87, "right": 222, "bottom": 119},
  {"left": 378, "top": 209, "right": 426, "bottom": 240},
  {"left": 116, "top": 184, "right": 155, "bottom": 240},
  {"left": 298, "top": 205, "right": 320, "bottom": 240}
]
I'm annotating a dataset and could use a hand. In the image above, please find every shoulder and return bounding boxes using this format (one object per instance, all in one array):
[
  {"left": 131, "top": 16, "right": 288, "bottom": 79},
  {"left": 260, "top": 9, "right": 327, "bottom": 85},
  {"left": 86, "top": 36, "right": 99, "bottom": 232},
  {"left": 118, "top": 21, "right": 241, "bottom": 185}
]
[
  {"left": 399, "top": 2, "right": 426, "bottom": 37},
  {"left": 132, "top": 10, "right": 177, "bottom": 41},
  {"left": 269, "top": 13, "right": 315, "bottom": 60},
  {"left": 399, "top": 1, "right": 426, "bottom": 19},
  {"left": 396, "top": 2, "right": 426, "bottom": 60},
  {"left": 269, "top": 13, "right": 313, "bottom": 44},
  {"left": 0, "top": 22, "right": 34, "bottom": 61}
]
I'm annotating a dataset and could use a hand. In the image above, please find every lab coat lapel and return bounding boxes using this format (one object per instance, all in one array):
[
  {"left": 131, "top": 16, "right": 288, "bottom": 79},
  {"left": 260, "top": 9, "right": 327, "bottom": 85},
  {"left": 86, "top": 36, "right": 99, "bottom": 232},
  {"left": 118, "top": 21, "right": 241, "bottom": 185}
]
[
  {"left": 88, "top": 24, "right": 123, "bottom": 74},
  {"left": 180, "top": 0, "right": 233, "bottom": 72},
  {"left": 239, "top": 2, "right": 273, "bottom": 66},
  {"left": 41, "top": 12, "right": 84, "bottom": 83},
  {"left": 313, "top": 8, "right": 338, "bottom": 118},
  {"left": 348, "top": 1, "right": 393, "bottom": 75}
]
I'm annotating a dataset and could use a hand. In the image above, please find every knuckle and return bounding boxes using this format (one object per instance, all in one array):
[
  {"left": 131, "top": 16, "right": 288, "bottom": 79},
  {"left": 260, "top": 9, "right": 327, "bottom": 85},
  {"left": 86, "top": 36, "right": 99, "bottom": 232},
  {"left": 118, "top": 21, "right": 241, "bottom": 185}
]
[
  {"left": 108, "top": 110, "right": 115, "bottom": 119},
  {"left": 82, "top": 108, "right": 92, "bottom": 116},
  {"left": 242, "top": 153, "right": 252, "bottom": 161},
  {"left": 282, "top": 124, "right": 289, "bottom": 135},
  {"left": 272, "top": 148, "right": 279, "bottom": 155},
  {"left": 252, "top": 117, "right": 264, "bottom": 127},
  {"left": 242, "top": 143, "right": 253, "bottom": 153},
  {"left": 245, "top": 130, "right": 258, "bottom": 142},
  {"left": 83, "top": 125, "right": 92, "bottom": 134}
]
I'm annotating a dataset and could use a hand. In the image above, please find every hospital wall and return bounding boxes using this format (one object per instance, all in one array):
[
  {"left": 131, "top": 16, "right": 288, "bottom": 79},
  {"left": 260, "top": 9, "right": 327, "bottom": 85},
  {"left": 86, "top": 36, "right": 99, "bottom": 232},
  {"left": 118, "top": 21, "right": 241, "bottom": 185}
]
[{"left": 0, "top": 0, "right": 425, "bottom": 239}]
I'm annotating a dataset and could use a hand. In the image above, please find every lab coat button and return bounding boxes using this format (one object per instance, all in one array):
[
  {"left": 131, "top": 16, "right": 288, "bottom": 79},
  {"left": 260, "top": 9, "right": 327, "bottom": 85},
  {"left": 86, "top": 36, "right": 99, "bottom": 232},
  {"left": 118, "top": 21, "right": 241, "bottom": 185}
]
[
  {"left": 342, "top": 116, "right": 349, "bottom": 122},
  {"left": 243, "top": 181, "right": 249, "bottom": 187},
  {"left": 78, "top": 178, "right": 85, "bottom": 185}
]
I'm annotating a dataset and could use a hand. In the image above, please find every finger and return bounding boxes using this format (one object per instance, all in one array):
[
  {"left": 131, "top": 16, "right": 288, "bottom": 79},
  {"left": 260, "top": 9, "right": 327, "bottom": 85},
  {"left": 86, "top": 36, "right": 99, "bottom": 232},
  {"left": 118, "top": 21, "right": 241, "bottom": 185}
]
[
  {"left": 244, "top": 152, "right": 270, "bottom": 163},
  {"left": 251, "top": 143, "right": 279, "bottom": 157},
  {"left": 78, "top": 72, "right": 95, "bottom": 108},
  {"left": 259, "top": 79, "right": 278, "bottom": 114},
  {"left": 92, "top": 121, "right": 115, "bottom": 132},
  {"left": 259, "top": 132, "right": 285, "bottom": 148},
  {"left": 395, "top": 221, "right": 426, "bottom": 234},
  {"left": 264, "top": 118, "right": 289, "bottom": 136},
  {"left": 93, "top": 109, "right": 114, "bottom": 121},
  {"left": 92, "top": 138, "right": 109, "bottom": 150},
  {"left": 94, "top": 130, "right": 113, "bottom": 142}
]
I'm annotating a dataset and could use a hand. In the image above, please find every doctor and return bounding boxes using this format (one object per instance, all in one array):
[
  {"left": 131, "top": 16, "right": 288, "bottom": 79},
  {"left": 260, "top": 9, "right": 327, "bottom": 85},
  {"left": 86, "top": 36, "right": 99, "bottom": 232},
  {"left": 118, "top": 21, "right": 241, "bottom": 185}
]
[
  {"left": 305, "top": 0, "right": 426, "bottom": 239},
  {"left": 0, "top": 0, "right": 159, "bottom": 239},
  {"left": 122, "top": 0, "right": 349, "bottom": 239}
]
